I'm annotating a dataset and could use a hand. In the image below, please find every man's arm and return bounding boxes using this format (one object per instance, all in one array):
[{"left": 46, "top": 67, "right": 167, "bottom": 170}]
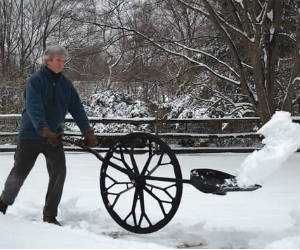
[
  {"left": 25, "top": 77, "right": 48, "bottom": 135},
  {"left": 68, "top": 84, "right": 98, "bottom": 147},
  {"left": 68, "top": 84, "right": 91, "bottom": 134}
]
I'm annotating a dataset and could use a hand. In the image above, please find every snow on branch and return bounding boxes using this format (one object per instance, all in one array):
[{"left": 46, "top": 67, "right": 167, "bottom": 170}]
[
  {"left": 278, "top": 33, "right": 297, "bottom": 43},
  {"left": 293, "top": 93, "right": 300, "bottom": 105},
  {"left": 176, "top": 0, "right": 209, "bottom": 17},
  {"left": 200, "top": 0, "right": 256, "bottom": 105},
  {"left": 234, "top": 0, "right": 244, "bottom": 9},
  {"left": 292, "top": 77, "right": 300, "bottom": 105},
  {"left": 254, "top": 0, "right": 264, "bottom": 9},
  {"left": 202, "top": 84, "right": 254, "bottom": 117},
  {"left": 177, "top": 0, "right": 254, "bottom": 43},
  {"left": 292, "top": 76, "right": 300, "bottom": 86},
  {"left": 256, "top": 2, "right": 267, "bottom": 23},
  {"left": 217, "top": 15, "right": 254, "bottom": 43},
  {"left": 70, "top": 17, "right": 241, "bottom": 86},
  {"left": 242, "top": 62, "right": 253, "bottom": 70},
  {"left": 283, "top": 77, "right": 300, "bottom": 106},
  {"left": 173, "top": 42, "right": 240, "bottom": 77},
  {"left": 257, "top": 0, "right": 274, "bottom": 26}
]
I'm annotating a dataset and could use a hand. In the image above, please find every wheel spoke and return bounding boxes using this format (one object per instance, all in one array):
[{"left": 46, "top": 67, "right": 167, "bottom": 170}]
[
  {"left": 104, "top": 158, "right": 133, "bottom": 176},
  {"left": 109, "top": 185, "right": 134, "bottom": 208},
  {"left": 141, "top": 139, "right": 154, "bottom": 176},
  {"left": 144, "top": 186, "right": 168, "bottom": 216},
  {"left": 138, "top": 188, "right": 144, "bottom": 227},
  {"left": 105, "top": 173, "right": 118, "bottom": 184},
  {"left": 100, "top": 132, "right": 183, "bottom": 233},
  {"left": 129, "top": 147, "right": 139, "bottom": 174},
  {"left": 146, "top": 152, "right": 164, "bottom": 176},
  {"left": 131, "top": 188, "right": 139, "bottom": 226},
  {"left": 138, "top": 188, "right": 153, "bottom": 227},
  {"left": 124, "top": 211, "right": 132, "bottom": 222},
  {"left": 146, "top": 183, "right": 176, "bottom": 200},
  {"left": 143, "top": 213, "right": 152, "bottom": 227},
  {"left": 104, "top": 173, "right": 132, "bottom": 191},
  {"left": 118, "top": 146, "right": 134, "bottom": 173},
  {"left": 122, "top": 146, "right": 140, "bottom": 175}
]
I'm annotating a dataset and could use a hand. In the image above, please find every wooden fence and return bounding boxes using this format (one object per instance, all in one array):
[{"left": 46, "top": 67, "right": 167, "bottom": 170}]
[{"left": 1, "top": 114, "right": 300, "bottom": 153}]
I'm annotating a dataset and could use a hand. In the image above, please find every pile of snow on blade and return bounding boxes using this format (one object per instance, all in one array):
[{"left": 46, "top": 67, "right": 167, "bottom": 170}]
[{"left": 237, "top": 111, "right": 300, "bottom": 187}]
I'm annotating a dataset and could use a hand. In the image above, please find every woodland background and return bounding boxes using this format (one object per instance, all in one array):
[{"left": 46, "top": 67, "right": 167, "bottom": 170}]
[{"left": 1, "top": 0, "right": 300, "bottom": 124}]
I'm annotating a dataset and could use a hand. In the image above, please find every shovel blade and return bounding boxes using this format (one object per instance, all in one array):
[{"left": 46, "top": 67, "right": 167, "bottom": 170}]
[{"left": 190, "top": 169, "right": 261, "bottom": 195}]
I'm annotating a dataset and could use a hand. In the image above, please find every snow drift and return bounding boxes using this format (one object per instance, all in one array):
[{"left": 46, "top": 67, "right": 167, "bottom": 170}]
[{"left": 237, "top": 111, "right": 300, "bottom": 186}]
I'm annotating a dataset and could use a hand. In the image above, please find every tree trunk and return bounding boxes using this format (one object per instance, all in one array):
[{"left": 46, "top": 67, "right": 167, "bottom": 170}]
[{"left": 282, "top": 13, "right": 300, "bottom": 112}]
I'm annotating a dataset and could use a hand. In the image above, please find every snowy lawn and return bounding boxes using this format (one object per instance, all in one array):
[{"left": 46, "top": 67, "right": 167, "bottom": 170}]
[{"left": 0, "top": 151, "right": 299, "bottom": 249}]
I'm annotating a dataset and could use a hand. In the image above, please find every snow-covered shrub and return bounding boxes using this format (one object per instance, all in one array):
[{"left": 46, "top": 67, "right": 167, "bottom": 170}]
[
  {"left": 159, "top": 94, "right": 208, "bottom": 119},
  {"left": 87, "top": 90, "right": 145, "bottom": 118},
  {"left": 83, "top": 90, "right": 151, "bottom": 133}
]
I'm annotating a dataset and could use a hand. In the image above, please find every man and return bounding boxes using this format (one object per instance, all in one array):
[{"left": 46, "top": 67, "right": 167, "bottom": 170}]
[{"left": 0, "top": 45, "right": 98, "bottom": 226}]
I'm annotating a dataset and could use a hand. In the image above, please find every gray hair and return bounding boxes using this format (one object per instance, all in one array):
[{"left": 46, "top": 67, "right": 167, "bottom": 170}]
[{"left": 43, "top": 45, "right": 68, "bottom": 62}]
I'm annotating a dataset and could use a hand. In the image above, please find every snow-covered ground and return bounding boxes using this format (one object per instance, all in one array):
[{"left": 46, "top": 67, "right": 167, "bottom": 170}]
[{"left": 0, "top": 151, "right": 299, "bottom": 249}]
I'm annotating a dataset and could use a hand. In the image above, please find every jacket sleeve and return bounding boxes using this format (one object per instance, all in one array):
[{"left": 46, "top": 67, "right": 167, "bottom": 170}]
[
  {"left": 25, "top": 77, "right": 48, "bottom": 134},
  {"left": 68, "top": 83, "right": 91, "bottom": 134}
]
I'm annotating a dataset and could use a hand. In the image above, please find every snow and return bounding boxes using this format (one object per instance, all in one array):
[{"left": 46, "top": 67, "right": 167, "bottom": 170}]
[
  {"left": 267, "top": 10, "right": 274, "bottom": 21},
  {"left": 270, "top": 26, "right": 275, "bottom": 42},
  {"left": 0, "top": 151, "right": 299, "bottom": 248},
  {"left": 263, "top": 48, "right": 267, "bottom": 66},
  {"left": 234, "top": 0, "right": 244, "bottom": 9},
  {"left": 237, "top": 111, "right": 300, "bottom": 187},
  {"left": 0, "top": 114, "right": 22, "bottom": 117}
]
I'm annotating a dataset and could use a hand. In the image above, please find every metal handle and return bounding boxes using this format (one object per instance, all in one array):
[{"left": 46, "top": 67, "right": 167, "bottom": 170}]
[{"left": 61, "top": 137, "right": 133, "bottom": 177}]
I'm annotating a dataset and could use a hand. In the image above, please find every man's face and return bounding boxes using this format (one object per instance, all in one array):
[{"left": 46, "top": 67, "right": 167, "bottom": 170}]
[{"left": 46, "top": 55, "right": 66, "bottom": 73}]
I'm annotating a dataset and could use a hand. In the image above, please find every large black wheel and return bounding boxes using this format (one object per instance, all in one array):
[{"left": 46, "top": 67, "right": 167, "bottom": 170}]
[{"left": 100, "top": 132, "right": 183, "bottom": 234}]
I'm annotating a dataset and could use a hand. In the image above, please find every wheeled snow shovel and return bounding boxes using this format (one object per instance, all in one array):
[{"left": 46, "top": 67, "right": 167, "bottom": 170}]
[{"left": 62, "top": 132, "right": 261, "bottom": 234}]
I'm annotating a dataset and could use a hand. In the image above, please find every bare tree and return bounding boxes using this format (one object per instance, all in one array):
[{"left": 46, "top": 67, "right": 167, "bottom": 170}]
[
  {"left": 0, "top": 0, "right": 81, "bottom": 113},
  {"left": 171, "top": 0, "right": 300, "bottom": 122},
  {"left": 68, "top": 0, "right": 206, "bottom": 103},
  {"left": 0, "top": 0, "right": 71, "bottom": 78},
  {"left": 2, "top": 0, "right": 299, "bottom": 120},
  {"left": 73, "top": 0, "right": 300, "bottom": 122}
]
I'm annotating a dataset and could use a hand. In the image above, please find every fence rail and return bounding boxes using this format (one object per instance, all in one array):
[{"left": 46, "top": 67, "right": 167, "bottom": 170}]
[{"left": 1, "top": 114, "right": 300, "bottom": 153}]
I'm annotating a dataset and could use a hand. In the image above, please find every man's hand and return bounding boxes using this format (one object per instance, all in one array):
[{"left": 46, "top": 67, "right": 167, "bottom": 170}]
[
  {"left": 40, "top": 127, "right": 59, "bottom": 147},
  {"left": 84, "top": 129, "right": 98, "bottom": 147}
]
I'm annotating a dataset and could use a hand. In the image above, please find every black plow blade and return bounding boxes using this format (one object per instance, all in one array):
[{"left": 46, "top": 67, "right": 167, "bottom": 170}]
[{"left": 190, "top": 169, "right": 262, "bottom": 195}]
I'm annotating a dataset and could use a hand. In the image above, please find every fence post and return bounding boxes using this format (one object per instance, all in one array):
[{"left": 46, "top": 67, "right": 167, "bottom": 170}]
[{"left": 154, "top": 111, "right": 159, "bottom": 151}]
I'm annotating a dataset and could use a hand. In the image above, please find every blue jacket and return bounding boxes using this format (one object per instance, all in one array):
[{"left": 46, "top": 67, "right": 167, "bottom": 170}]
[{"left": 19, "top": 66, "right": 91, "bottom": 140}]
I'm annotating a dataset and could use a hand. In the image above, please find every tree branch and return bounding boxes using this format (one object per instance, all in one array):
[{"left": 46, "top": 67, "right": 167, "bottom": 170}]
[
  {"left": 69, "top": 16, "right": 241, "bottom": 86},
  {"left": 202, "top": 0, "right": 256, "bottom": 105},
  {"left": 173, "top": 41, "right": 239, "bottom": 77}
]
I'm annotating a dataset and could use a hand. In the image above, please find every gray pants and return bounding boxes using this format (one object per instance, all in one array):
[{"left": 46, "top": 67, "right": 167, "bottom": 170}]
[{"left": 0, "top": 140, "right": 66, "bottom": 217}]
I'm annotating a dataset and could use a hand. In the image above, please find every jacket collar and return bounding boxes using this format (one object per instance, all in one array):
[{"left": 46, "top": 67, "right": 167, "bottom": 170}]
[{"left": 41, "top": 66, "right": 62, "bottom": 83}]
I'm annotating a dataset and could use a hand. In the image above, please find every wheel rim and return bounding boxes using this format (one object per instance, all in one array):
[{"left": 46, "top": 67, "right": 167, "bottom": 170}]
[{"left": 100, "top": 132, "right": 183, "bottom": 234}]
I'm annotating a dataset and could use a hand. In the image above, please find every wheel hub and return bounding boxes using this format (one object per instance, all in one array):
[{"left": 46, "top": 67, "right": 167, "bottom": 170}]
[{"left": 132, "top": 175, "right": 146, "bottom": 189}]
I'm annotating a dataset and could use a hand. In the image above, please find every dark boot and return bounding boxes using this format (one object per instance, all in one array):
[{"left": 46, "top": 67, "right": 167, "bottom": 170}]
[
  {"left": 0, "top": 199, "right": 8, "bottom": 214},
  {"left": 43, "top": 214, "right": 62, "bottom": 226}
]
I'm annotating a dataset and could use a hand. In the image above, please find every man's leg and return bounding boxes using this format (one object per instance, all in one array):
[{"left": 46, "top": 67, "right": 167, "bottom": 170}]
[
  {"left": 0, "top": 140, "right": 41, "bottom": 207},
  {"left": 43, "top": 142, "right": 66, "bottom": 218}
]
